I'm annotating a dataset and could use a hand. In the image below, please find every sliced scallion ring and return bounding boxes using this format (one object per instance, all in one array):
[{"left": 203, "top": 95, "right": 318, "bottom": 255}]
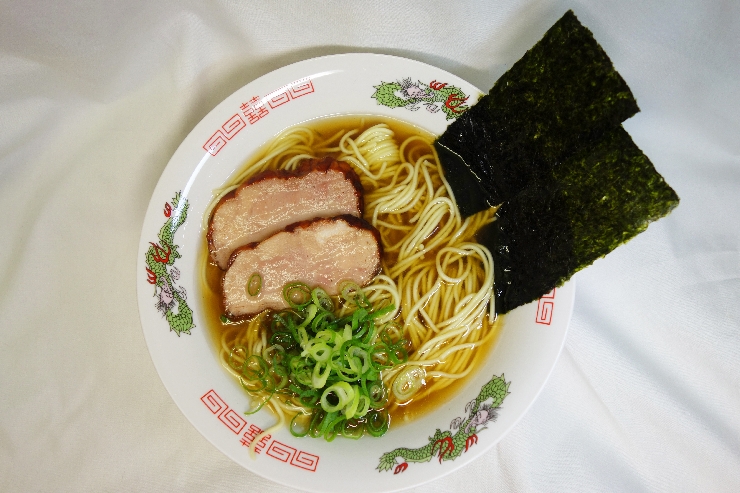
[
  {"left": 246, "top": 272, "right": 262, "bottom": 296},
  {"left": 338, "top": 280, "right": 371, "bottom": 308},
  {"left": 365, "top": 410, "right": 390, "bottom": 437},
  {"left": 283, "top": 282, "right": 312, "bottom": 309},
  {"left": 341, "top": 418, "right": 364, "bottom": 440},
  {"left": 320, "top": 382, "right": 355, "bottom": 413},
  {"left": 311, "top": 287, "right": 334, "bottom": 312},
  {"left": 289, "top": 413, "right": 310, "bottom": 438},
  {"left": 392, "top": 365, "right": 426, "bottom": 401}
]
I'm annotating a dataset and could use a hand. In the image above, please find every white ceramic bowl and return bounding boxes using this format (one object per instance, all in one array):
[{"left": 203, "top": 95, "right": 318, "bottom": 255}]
[{"left": 136, "top": 53, "right": 574, "bottom": 493}]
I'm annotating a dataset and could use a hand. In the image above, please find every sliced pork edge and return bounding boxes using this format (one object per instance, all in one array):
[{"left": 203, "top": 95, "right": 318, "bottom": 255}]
[
  {"left": 207, "top": 157, "right": 364, "bottom": 269},
  {"left": 221, "top": 215, "right": 382, "bottom": 319}
]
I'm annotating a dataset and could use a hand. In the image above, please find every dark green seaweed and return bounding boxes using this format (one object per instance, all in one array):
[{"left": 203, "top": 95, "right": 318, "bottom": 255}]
[
  {"left": 437, "top": 10, "right": 639, "bottom": 210},
  {"left": 432, "top": 9, "right": 679, "bottom": 313},
  {"left": 434, "top": 142, "right": 493, "bottom": 216},
  {"left": 491, "top": 127, "right": 680, "bottom": 314},
  {"left": 491, "top": 180, "right": 576, "bottom": 315}
]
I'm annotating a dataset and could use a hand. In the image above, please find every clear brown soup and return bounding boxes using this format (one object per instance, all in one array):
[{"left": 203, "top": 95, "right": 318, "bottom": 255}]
[{"left": 198, "top": 115, "right": 503, "bottom": 426}]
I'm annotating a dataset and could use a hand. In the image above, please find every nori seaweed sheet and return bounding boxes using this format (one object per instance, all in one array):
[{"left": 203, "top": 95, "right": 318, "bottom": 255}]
[
  {"left": 434, "top": 143, "right": 493, "bottom": 214},
  {"left": 491, "top": 126, "right": 680, "bottom": 314},
  {"left": 436, "top": 10, "right": 639, "bottom": 214}
]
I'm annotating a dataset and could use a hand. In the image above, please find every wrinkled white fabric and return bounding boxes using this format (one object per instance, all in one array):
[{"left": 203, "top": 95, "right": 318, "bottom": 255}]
[{"left": 1, "top": 1, "right": 739, "bottom": 492}]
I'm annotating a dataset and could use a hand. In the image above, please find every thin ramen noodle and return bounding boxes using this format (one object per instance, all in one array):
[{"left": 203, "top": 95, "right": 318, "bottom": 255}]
[{"left": 200, "top": 116, "right": 502, "bottom": 449}]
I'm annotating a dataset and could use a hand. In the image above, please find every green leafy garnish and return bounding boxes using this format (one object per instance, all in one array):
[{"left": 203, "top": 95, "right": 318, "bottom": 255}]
[{"left": 229, "top": 282, "right": 406, "bottom": 441}]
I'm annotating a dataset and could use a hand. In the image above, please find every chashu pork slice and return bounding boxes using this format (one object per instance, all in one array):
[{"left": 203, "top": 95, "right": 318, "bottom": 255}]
[
  {"left": 222, "top": 215, "right": 381, "bottom": 318},
  {"left": 208, "top": 157, "right": 363, "bottom": 269}
]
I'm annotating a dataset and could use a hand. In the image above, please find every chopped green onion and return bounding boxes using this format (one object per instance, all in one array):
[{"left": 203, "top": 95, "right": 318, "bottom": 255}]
[
  {"left": 269, "top": 331, "right": 294, "bottom": 349},
  {"left": 380, "top": 321, "right": 404, "bottom": 345},
  {"left": 339, "top": 280, "right": 371, "bottom": 308},
  {"left": 341, "top": 418, "right": 364, "bottom": 440},
  {"left": 310, "top": 310, "right": 335, "bottom": 332},
  {"left": 311, "top": 287, "right": 334, "bottom": 312},
  {"left": 364, "top": 379, "right": 388, "bottom": 408},
  {"left": 388, "top": 344, "right": 409, "bottom": 365},
  {"left": 246, "top": 272, "right": 262, "bottom": 296},
  {"left": 289, "top": 413, "right": 310, "bottom": 438},
  {"left": 268, "top": 363, "right": 289, "bottom": 391},
  {"left": 308, "top": 410, "right": 326, "bottom": 438},
  {"left": 240, "top": 354, "right": 269, "bottom": 381},
  {"left": 320, "top": 382, "right": 354, "bottom": 414},
  {"left": 391, "top": 365, "right": 426, "bottom": 401},
  {"left": 243, "top": 392, "right": 273, "bottom": 415},
  {"left": 365, "top": 410, "right": 390, "bottom": 437},
  {"left": 283, "top": 282, "right": 312, "bottom": 309},
  {"left": 230, "top": 281, "right": 408, "bottom": 441},
  {"left": 344, "top": 384, "right": 361, "bottom": 418},
  {"left": 238, "top": 375, "right": 268, "bottom": 394},
  {"left": 312, "top": 360, "right": 331, "bottom": 388},
  {"left": 355, "top": 393, "right": 371, "bottom": 417}
]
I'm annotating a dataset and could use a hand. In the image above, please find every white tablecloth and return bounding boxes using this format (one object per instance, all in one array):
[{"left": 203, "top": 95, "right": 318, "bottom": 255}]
[{"left": 2, "top": 1, "right": 739, "bottom": 491}]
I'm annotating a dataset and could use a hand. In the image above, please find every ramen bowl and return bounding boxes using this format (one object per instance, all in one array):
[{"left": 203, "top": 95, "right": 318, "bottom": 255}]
[{"left": 136, "top": 53, "right": 574, "bottom": 493}]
